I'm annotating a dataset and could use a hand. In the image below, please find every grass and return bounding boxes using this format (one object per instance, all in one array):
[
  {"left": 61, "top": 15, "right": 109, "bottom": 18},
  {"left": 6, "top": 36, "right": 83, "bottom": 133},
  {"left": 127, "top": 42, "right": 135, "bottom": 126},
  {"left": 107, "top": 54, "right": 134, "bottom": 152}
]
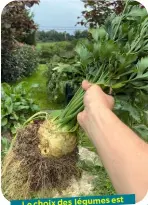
[
  {"left": 36, "top": 41, "right": 73, "bottom": 50},
  {"left": 78, "top": 128, "right": 115, "bottom": 195},
  {"left": 80, "top": 143, "right": 115, "bottom": 195},
  {"left": 79, "top": 159, "right": 115, "bottom": 196},
  {"left": 14, "top": 64, "right": 62, "bottom": 110}
]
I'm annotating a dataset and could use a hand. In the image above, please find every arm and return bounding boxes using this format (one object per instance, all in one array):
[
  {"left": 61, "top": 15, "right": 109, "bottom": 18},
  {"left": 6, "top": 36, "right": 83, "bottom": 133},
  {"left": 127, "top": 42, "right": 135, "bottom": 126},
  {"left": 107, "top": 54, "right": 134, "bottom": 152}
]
[{"left": 77, "top": 80, "right": 148, "bottom": 202}]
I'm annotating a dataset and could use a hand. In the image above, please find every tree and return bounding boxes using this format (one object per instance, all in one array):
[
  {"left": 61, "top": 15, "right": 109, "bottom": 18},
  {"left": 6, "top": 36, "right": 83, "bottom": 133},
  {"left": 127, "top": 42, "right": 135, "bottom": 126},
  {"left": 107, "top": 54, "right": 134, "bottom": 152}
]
[
  {"left": 1, "top": 0, "right": 39, "bottom": 82},
  {"left": 36, "top": 30, "right": 88, "bottom": 42},
  {"left": 74, "top": 30, "right": 88, "bottom": 39},
  {"left": 77, "top": 0, "right": 124, "bottom": 28},
  {"left": 1, "top": 0, "right": 39, "bottom": 51}
]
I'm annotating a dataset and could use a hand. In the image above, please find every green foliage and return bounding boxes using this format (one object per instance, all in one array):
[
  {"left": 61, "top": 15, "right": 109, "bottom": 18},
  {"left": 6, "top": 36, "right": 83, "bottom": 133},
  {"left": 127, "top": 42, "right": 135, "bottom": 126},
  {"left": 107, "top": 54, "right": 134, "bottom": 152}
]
[
  {"left": 57, "top": 2, "right": 148, "bottom": 140},
  {"left": 74, "top": 30, "right": 89, "bottom": 39},
  {"left": 79, "top": 161, "right": 115, "bottom": 195},
  {"left": 16, "top": 45, "right": 39, "bottom": 76},
  {"left": 36, "top": 30, "right": 88, "bottom": 42},
  {"left": 1, "top": 137, "right": 11, "bottom": 159},
  {"left": 14, "top": 64, "right": 62, "bottom": 110},
  {"left": 47, "top": 62, "right": 85, "bottom": 104},
  {"left": 114, "top": 94, "right": 148, "bottom": 141},
  {"left": 38, "top": 41, "right": 76, "bottom": 64},
  {"left": 1, "top": 82, "right": 40, "bottom": 135},
  {"left": 2, "top": 44, "right": 39, "bottom": 83},
  {"left": 23, "top": 30, "right": 37, "bottom": 46}
]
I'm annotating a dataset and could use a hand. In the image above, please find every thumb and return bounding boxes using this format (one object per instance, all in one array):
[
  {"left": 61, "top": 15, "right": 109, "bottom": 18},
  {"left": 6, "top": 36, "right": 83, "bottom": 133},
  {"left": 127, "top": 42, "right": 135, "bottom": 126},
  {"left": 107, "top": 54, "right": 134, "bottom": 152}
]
[
  {"left": 77, "top": 110, "right": 86, "bottom": 129},
  {"left": 82, "top": 80, "right": 92, "bottom": 91}
]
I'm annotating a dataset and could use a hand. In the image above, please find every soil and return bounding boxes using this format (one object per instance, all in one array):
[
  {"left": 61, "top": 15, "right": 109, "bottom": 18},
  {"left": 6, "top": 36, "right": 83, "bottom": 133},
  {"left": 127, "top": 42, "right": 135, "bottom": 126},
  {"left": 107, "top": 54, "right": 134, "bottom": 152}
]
[{"left": 12, "top": 121, "right": 80, "bottom": 192}]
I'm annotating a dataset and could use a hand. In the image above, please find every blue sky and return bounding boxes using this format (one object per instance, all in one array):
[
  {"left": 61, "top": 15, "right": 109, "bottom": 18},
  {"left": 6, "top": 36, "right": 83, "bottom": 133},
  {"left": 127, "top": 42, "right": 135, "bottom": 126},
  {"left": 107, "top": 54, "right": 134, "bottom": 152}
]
[{"left": 31, "top": 0, "right": 86, "bottom": 34}]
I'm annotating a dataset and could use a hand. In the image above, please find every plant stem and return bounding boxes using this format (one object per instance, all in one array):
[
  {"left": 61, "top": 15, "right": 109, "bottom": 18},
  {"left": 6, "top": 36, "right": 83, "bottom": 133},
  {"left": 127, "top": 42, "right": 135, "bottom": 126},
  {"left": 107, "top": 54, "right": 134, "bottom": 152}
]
[
  {"left": 59, "top": 105, "right": 84, "bottom": 125},
  {"left": 113, "top": 0, "right": 129, "bottom": 40},
  {"left": 23, "top": 111, "right": 48, "bottom": 126}
]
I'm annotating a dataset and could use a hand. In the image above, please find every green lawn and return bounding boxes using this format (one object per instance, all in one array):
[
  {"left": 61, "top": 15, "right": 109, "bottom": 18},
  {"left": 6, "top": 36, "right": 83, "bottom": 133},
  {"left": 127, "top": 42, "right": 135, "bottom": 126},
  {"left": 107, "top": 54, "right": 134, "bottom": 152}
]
[
  {"left": 14, "top": 64, "right": 62, "bottom": 110},
  {"left": 36, "top": 41, "right": 72, "bottom": 50}
]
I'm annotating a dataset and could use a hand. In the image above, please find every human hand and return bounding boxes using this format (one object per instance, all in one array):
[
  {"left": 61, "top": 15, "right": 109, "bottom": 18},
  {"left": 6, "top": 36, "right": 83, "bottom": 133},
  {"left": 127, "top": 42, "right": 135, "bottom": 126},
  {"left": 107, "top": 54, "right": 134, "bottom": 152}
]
[{"left": 77, "top": 80, "right": 114, "bottom": 139}]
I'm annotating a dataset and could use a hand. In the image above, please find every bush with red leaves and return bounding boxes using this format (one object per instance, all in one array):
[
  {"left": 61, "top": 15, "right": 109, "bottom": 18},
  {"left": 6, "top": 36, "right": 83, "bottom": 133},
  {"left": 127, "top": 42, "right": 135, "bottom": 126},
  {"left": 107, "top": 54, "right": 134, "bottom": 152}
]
[{"left": 77, "top": 0, "right": 124, "bottom": 28}]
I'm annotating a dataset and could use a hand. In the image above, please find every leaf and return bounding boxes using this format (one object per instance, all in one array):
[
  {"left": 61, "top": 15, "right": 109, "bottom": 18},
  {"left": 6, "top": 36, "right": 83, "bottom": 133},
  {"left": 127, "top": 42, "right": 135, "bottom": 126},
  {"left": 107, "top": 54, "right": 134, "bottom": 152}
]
[
  {"left": 119, "top": 53, "right": 137, "bottom": 70},
  {"left": 75, "top": 44, "right": 93, "bottom": 66},
  {"left": 5, "top": 96, "right": 13, "bottom": 114},
  {"left": 127, "top": 7, "right": 147, "bottom": 18},
  {"left": 14, "top": 82, "right": 27, "bottom": 94},
  {"left": 31, "top": 84, "right": 39, "bottom": 88},
  {"left": 31, "top": 104, "right": 40, "bottom": 111},
  {"left": 89, "top": 28, "right": 100, "bottom": 41},
  {"left": 112, "top": 82, "right": 126, "bottom": 89},
  {"left": 1, "top": 137, "right": 9, "bottom": 147},
  {"left": 1, "top": 118, "right": 8, "bottom": 127},
  {"left": 136, "top": 57, "right": 148, "bottom": 75},
  {"left": 100, "top": 40, "right": 119, "bottom": 60},
  {"left": 93, "top": 42, "right": 102, "bottom": 58},
  {"left": 17, "top": 105, "right": 30, "bottom": 110},
  {"left": 11, "top": 113, "right": 19, "bottom": 120},
  {"left": 133, "top": 124, "right": 148, "bottom": 141},
  {"left": 52, "top": 63, "right": 70, "bottom": 72},
  {"left": 111, "top": 16, "right": 121, "bottom": 29},
  {"left": 11, "top": 126, "right": 17, "bottom": 134},
  {"left": 114, "top": 99, "right": 141, "bottom": 123},
  {"left": 2, "top": 83, "right": 12, "bottom": 94},
  {"left": 13, "top": 102, "right": 21, "bottom": 106},
  {"left": 135, "top": 72, "right": 148, "bottom": 80},
  {"left": 1, "top": 137, "right": 10, "bottom": 158},
  {"left": 128, "top": 1, "right": 141, "bottom": 6},
  {"left": 90, "top": 27, "right": 108, "bottom": 41},
  {"left": 133, "top": 84, "right": 148, "bottom": 92},
  {"left": 128, "top": 28, "right": 135, "bottom": 42}
]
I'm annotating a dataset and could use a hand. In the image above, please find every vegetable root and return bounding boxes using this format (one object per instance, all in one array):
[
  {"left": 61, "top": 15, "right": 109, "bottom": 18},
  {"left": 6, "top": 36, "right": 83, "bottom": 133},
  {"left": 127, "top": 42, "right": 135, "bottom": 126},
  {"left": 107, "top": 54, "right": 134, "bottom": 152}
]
[{"left": 2, "top": 120, "right": 80, "bottom": 200}]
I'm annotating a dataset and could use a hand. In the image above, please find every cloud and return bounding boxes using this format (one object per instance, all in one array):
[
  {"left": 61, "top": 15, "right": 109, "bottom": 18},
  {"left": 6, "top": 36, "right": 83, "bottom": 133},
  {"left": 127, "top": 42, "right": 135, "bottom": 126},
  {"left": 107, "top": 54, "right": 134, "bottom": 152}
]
[{"left": 31, "top": 0, "right": 85, "bottom": 33}]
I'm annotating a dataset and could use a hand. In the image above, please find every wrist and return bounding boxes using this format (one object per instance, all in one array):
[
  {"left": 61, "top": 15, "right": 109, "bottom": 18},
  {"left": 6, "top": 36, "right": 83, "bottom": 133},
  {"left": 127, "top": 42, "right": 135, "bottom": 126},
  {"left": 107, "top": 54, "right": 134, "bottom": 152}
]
[
  {"left": 88, "top": 106, "right": 114, "bottom": 141},
  {"left": 91, "top": 105, "right": 113, "bottom": 125}
]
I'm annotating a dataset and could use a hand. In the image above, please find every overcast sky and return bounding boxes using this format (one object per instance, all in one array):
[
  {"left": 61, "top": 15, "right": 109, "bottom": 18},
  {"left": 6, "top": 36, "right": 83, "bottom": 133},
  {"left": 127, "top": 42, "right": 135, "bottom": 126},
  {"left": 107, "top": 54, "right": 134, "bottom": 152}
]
[{"left": 31, "top": 0, "right": 86, "bottom": 34}]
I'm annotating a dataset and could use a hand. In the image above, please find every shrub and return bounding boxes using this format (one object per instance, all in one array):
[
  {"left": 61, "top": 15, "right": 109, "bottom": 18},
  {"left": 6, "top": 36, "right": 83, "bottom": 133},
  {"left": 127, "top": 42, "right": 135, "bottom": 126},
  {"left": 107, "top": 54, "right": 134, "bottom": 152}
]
[
  {"left": 39, "top": 45, "right": 54, "bottom": 60},
  {"left": 46, "top": 62, "right": 85, "bottom": 104},
  {"left": 1, "top": 137, "right": 11, "bottom": 159},
  {"left": 1, "top": 82, "right": 40, "bottom": 135},
  {"left": 1, "top": 1, "right": 38, "bottom": 51},
  {"left": 38, "top": 41, "right": 76, "bottom": 64},
  {"left": 23, "top": 30, "right": 37, "bottom": 46},
  {"left": 15, "top": 44, "right": 39, "bottom": 76},
  {"left": 1, "top": 44, "right": 39, "bottom": 83},
  {"left": 2, "top": 50, "right": 24, "bottom": 83}
]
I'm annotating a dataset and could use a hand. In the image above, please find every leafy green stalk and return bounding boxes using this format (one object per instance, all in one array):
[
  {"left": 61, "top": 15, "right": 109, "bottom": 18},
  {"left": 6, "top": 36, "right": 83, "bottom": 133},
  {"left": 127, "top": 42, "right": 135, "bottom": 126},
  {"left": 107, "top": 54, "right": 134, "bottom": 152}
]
[{"left": 54, "top": 1, "right": 148, "bottom": 140}]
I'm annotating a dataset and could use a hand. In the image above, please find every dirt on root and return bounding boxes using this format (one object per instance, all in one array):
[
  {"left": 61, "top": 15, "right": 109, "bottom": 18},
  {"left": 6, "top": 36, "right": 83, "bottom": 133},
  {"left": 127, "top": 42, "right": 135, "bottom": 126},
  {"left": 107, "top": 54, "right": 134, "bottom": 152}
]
[{"left": 2, "top": 120, "right": 80, "bottom": 200}]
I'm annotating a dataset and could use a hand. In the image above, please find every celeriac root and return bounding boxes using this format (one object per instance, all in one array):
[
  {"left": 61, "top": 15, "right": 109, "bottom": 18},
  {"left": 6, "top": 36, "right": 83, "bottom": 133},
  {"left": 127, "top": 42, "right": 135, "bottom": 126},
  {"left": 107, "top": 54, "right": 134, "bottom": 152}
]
[{"left": 2, "top": 120, "right": 80, "bottom": 200}]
